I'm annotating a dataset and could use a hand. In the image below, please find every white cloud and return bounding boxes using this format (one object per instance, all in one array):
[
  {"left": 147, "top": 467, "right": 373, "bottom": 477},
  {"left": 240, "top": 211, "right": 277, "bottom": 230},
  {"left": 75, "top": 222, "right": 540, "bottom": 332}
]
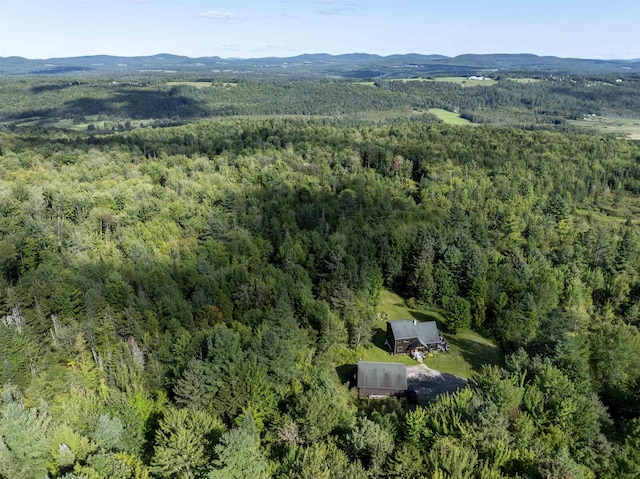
[{"left": 199, "top": 10, "right": 239, "bottom": 22}]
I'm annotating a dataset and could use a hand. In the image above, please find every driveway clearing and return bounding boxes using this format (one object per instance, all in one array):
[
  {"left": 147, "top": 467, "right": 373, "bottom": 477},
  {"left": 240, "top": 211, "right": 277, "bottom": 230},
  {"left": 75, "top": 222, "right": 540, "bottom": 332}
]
[{"left": 406, "top": 364, "right": 468, "bottom": 405}]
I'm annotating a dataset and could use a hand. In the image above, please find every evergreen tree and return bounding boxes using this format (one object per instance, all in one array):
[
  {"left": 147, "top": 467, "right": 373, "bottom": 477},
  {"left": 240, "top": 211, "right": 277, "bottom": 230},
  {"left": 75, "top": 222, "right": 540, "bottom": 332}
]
[{"left": 208, "top": 412, "right": 269, "bottom": 479}]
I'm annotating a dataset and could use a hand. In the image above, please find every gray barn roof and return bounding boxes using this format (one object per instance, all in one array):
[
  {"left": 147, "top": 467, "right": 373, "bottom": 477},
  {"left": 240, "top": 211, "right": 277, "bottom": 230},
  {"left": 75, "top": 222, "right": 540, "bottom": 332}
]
[
  {"left": 389, "top": 320, "right": 441, "bottom": 345},
  {"left": 357, "top": 361, "right": 407, "bottom": 391}
]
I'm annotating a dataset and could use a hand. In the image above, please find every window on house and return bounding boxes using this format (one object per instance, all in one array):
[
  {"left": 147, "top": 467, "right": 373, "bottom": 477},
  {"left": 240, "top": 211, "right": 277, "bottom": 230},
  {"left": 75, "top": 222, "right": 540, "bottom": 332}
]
[{"left": 397, "top": 347, "right": 404, "bottom": 352}]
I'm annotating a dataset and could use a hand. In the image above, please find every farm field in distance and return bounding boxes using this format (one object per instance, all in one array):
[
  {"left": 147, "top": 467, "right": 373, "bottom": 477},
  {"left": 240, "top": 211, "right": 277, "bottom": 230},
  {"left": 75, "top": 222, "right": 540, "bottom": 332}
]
[
  {"left": 428, "top": 108, "right": 472, "bottom": 125},
  {"left": 569, "top": 115, "right": 640, "bottom": 140},
  {"left": 166, "top": 81, "right": 213, "bottom": 88},
  {"left": 432, "top": 76, "right": 497, "bottom": 86}
]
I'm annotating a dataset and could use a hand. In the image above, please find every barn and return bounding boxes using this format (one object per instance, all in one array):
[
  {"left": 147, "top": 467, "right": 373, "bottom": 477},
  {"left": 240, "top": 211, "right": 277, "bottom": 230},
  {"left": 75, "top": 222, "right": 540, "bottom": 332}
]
[{"left": 356, "top": 361, "right": 407, "bottom": 397}]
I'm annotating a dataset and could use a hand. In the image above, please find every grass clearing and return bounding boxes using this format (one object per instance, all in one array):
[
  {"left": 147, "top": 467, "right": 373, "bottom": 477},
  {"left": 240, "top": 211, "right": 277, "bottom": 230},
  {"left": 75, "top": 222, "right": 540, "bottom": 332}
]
[
  {"left": 433, "top": 76, "right": 497, "bottom": 87},
  {"left": 390, "top": 76, "right": 496, "bottom": 87},
  {"left": 15, "top": 119, "right": 43, "bottom": 127},
  {"left": 429, "top": 108, "right": 471, "bottom": 125},
  {"left": 51, "top": 118, "right": 75, "bottom": 128},
  {"left": 509, "top": 78, "right": 542, "bottom": 83},
  {"left": 425, "top": 330, "right": 501, "bottom": 378},
  {"left": 569, "top": 115, "right": 640, "bottom": 140},
  {"left": 396, "top": 78, "right": 430, "bottom": 83},
  {"left": 167, "top": 81, "right": 237, "bottom": 88},
  {"left": 355, "top": 290, "right": 503, "bottom": 378},
  {"left": 167, "top": 81, "right": 212, "bottom": 88}
]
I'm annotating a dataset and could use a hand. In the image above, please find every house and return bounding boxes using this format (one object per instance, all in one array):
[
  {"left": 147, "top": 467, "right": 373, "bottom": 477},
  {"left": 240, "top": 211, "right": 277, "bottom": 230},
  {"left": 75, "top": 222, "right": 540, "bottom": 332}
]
[
  {"left": 356, "top": 361, "right": 407, "bottom": 397},
  {"left": 386, "top": 320, "right": 448, "bottom": 356}
]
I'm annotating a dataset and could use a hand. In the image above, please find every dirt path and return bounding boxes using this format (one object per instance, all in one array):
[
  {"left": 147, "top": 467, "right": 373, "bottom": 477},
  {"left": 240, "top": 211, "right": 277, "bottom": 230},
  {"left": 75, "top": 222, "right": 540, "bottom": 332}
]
[{"left": 406, "top": 364, "right": 468, "bottom": 405}]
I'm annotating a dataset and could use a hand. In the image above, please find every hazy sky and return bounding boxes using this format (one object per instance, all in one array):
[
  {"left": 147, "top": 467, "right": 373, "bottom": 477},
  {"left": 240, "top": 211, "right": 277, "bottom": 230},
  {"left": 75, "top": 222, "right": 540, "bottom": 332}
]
[{"left": 1, "top": 0, "right": 639, "bottom": 59}]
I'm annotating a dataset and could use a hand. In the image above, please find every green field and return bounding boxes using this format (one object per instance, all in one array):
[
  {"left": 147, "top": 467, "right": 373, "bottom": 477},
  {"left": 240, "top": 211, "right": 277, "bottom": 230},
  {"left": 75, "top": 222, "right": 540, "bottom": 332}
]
[
  {"left": 355, "top": 290, "right": 502, "bottom": 378},
  {"left": 14, "top": 118, "right": 43, "bottom": 127},
  {"left": 509, "top": 78, "right": 541, "bottom": 83},
  {"left": 167, "top": 81, "right": 238, "bottom": 88},
  {"left": 167, "top": 81, "right": 212, "bottom": 88},
  {"left": 50, "top": 118, "right": 115, "bottom": 131},
  {"left": 429, "top": 108, "right": 472, "bottom": 125},
  {"left": 388, "top": 76, "right": 496, "bottom": 87},
  {"left": 433, "top": 76, "right": 497, "bottom": 87},
  {"left": 569, "top": 115, "right": 640, "bottom": 140}
]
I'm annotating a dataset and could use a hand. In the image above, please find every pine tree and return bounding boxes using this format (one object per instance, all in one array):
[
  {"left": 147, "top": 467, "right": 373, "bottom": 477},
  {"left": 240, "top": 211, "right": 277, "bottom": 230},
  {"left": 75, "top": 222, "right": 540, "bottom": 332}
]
[
  {"left": 208, "top": 412, "right": 269, "bottom": 479},
  {"left": 152, "top": 407, "right": 223, "bottom": 479},
  {"left": 173, "top": 358, "right": 218, "bottom": 410},
  {"left": 0, "top": 390, "right": 53, "bottom": 479}
]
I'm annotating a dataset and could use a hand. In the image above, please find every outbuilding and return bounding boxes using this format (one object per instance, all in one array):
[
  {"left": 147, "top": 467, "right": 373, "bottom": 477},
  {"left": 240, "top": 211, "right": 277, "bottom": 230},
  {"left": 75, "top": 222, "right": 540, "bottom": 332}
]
[{"left": 356, "top": 361, "right": 407, "bottom": 397}]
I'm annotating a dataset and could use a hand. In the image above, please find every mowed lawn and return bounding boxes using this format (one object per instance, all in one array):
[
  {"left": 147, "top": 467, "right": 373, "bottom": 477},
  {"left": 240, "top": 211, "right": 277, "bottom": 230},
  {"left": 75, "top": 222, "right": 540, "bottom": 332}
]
[
  {"left": 429, "top": 108, "right": 472, "bottom": 125},
  {"left": 358, "top": 290, "right": 502, "bottom": 378}
]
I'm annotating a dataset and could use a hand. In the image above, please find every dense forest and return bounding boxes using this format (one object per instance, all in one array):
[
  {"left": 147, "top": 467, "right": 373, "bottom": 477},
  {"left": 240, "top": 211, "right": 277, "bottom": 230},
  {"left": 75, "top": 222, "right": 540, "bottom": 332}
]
[{"left": 1, "top": 72, "right": 640, "bottom": 479}]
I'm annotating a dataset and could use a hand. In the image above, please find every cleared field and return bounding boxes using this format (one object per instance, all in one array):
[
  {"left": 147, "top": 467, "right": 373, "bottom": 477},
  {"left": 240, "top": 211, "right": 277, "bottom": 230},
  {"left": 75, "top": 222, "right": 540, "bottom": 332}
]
[
  {"left": 167, "top": 81, "right": 238, "bottom": 88},
  {"left": 14, "top": 119, "right": 43, "bottom": 127},
  {"left": 167, "top": 81, "right": 212, "bottom": 88},
  {"left": 388, "top": 77, "right": 496, "bottom": 87},
  {"left": 433, "top": 76, "right": 497, "bottom": 87},
  {"left": 429, "top": 108, "right": 472, "bottom": 125},
  {"left": 569, "top": 115, "right": 640, "bottom": 140},
  {"left": 509, "top": 78, "right": 542, "bottom": 83},
  {"left": 356, "top": 290, "right": 502, "bottom": 378},
  {"left": 51, "top": 118, "right": 76, "bottom": 128}
]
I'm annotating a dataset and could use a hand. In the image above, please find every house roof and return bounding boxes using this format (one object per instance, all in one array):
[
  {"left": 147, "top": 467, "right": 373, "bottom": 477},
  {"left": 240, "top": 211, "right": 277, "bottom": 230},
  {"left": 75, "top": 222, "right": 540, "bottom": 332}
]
[
  {"left": 389, "top": 320, "right": 441, "bottom": 345},
  {"left": 357, "top": 361, "right": 407, "bottom": 391}
]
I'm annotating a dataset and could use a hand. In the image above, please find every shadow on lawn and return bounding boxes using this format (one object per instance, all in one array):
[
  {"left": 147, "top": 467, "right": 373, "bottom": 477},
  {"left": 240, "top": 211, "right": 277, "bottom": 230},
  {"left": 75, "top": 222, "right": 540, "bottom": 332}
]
[
  {"left": 371, "top": 328, "right": 388, "bottom": 351},
  {"left": 446, "top": 336, "right": 502, "bottom": 372},
  {"left": 408, "top": 309, "right": 442, "bottom": 323}
]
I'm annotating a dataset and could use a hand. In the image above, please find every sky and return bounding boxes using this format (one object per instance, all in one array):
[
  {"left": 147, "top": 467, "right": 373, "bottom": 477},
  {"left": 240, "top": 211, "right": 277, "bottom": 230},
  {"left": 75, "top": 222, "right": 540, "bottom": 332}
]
[{"left": 1, "top": 0, "right": 639, "bottom": 60}]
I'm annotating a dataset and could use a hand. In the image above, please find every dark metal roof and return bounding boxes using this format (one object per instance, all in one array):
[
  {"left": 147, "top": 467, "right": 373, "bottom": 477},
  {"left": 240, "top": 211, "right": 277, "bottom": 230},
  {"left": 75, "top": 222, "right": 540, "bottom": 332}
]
[
  {"left": 417, "top": 321, "right": 441, "bottom": 345},
  {"left": 357, "top": 361, "right": 407, "bottom": 391},
  {"left": 389, "top": 320, "right": 441, "bottom": 345}
]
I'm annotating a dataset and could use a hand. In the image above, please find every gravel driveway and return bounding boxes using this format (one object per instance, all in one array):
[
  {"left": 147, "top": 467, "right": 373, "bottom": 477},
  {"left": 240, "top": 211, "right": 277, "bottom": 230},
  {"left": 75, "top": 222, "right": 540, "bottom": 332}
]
[{"left": 406, "top": 364, "right": 468, "bottom": 405}]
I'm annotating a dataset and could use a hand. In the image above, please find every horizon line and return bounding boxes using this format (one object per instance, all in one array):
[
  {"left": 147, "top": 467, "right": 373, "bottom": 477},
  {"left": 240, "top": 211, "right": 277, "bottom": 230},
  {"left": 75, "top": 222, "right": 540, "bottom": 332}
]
[{"left": 2, "top": 52, "right": 638, "bottom": 63}]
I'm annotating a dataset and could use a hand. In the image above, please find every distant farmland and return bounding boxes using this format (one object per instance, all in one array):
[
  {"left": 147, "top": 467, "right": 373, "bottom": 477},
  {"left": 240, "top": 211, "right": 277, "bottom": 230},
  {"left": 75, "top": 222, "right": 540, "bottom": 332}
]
[{"left": 429, "top": 108, "right": 472, "bottom": 125}]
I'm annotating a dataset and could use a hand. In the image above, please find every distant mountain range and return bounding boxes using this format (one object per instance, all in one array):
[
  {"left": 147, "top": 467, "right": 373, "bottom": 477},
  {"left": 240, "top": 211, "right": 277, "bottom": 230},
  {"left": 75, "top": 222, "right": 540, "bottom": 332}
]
[{"left": 1, "top": 53, "right": 639, "bottom": 77}]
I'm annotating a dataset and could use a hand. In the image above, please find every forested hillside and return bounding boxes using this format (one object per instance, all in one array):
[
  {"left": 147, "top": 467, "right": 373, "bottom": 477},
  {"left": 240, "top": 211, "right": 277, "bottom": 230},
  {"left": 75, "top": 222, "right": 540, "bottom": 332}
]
[
  {"left": 2, "top": 74, "right": 640, "bottom": 134},
  {"left": 2, "top": 52, "right": 640, "bottom": 77}
]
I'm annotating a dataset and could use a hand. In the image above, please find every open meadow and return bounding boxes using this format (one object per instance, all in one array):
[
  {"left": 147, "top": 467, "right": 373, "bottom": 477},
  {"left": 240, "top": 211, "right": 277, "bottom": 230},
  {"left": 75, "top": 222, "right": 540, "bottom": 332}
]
[
  {"left": 428, "top": 108, "right": 472, "bottom": 125},
  {"left": 570, "top": 115, "right": 640, "bottom": 140}
]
